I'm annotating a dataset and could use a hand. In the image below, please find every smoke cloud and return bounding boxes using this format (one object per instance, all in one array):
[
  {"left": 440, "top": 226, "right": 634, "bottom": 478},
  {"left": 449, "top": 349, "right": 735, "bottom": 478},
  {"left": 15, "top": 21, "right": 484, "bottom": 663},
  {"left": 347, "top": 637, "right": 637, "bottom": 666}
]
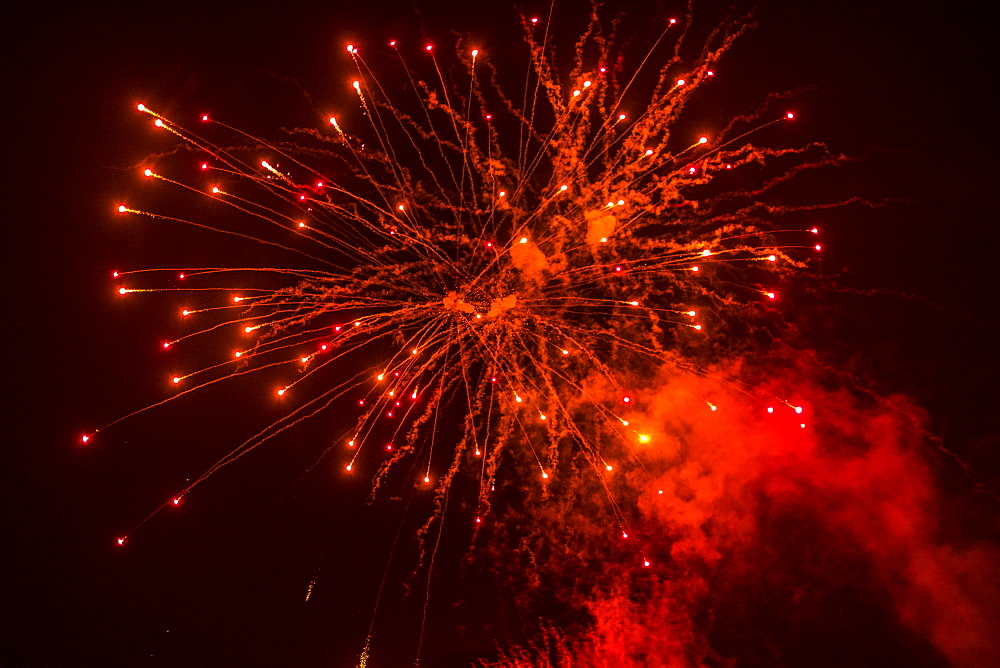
[{"left": 488, "top": 360, "right": 998, "bottom": 667}]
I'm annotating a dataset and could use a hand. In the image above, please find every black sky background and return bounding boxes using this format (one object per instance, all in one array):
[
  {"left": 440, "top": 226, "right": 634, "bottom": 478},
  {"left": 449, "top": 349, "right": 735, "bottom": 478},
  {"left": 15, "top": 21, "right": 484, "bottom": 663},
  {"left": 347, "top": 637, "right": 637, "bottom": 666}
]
[{"left": 6, "top": 0, "right": 997, "bottom": 665}]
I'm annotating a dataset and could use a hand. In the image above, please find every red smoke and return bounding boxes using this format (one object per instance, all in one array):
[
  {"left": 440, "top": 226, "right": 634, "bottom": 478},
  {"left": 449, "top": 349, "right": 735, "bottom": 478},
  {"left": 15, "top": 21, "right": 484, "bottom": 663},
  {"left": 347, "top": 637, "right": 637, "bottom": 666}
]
[{"left": 491, "top": 363, "right": 998, "bottom": 667}]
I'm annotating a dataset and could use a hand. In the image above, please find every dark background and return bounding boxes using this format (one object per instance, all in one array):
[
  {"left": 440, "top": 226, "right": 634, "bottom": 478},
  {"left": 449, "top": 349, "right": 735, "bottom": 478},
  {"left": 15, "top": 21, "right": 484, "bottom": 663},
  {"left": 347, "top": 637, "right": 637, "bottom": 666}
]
[{"left": 6, "top": 0, "right": 996, "bottom": 665}]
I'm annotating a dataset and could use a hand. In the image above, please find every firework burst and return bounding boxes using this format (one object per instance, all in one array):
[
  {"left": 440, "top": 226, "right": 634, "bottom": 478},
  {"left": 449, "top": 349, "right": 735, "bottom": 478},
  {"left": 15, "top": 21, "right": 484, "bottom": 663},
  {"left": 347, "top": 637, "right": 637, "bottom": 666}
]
[{"left": 93, "top": 5, "right": 839, "bottom": 587}]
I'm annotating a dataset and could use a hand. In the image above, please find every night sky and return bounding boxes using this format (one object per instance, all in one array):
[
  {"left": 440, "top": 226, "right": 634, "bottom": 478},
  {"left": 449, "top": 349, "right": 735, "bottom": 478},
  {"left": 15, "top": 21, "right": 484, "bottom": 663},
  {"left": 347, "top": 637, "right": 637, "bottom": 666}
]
[{"left": 6, "top": 0, "right": 997, "bottom": 665}]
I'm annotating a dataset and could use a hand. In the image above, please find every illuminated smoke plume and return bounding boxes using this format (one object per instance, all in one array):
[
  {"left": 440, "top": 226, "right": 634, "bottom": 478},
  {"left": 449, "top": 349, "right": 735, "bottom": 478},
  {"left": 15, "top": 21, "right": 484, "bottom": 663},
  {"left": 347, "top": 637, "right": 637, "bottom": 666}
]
[{"left": 482, "top": 358, "right": 999, "bottom": 666}]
